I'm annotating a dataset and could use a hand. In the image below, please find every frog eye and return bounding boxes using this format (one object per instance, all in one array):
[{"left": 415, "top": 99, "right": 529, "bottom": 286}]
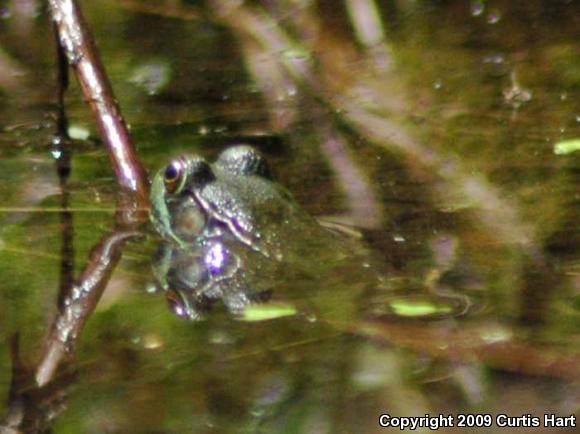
[{"left": 164, "top": 161, "right": 185, "bottom": 194}]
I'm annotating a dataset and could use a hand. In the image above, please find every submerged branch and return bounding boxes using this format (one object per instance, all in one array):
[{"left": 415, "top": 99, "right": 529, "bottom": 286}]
[
  {"left": 350, "top": 320, "right": 580, "bottom": 381},
  {"left": 345, "top": 0, "right": 393, "bottom": 70},
  {"left": 318, "top": 120, "right": 384, "bottom": 228}
]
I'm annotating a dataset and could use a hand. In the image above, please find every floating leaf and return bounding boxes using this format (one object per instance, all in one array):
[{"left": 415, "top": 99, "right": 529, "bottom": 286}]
[
  {"left": 554, "top": 139, "right": 580, "bottom": 155},
  {"left": 240, "top": 303, "right": 297, "bottom": 322},
  {"left": 389, "top": 299, "right": 453, "bottom": 317}
]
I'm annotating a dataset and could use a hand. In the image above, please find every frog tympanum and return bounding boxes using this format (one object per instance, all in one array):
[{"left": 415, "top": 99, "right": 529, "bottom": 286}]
[{"left": 150, "top": 145, "right": 382, "bottom": 320}]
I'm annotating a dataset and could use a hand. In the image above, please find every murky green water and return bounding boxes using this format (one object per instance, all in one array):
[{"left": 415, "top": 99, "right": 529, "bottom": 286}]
[{"left": 0, "top": 0, "right": 578, "bottom": 432}]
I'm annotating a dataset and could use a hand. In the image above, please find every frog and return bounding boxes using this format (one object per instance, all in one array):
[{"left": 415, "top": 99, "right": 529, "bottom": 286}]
[
  {"left": 149, "top": 145, "right": 471, "bottom": 321},
  {"left": 150, "top": 144, "right": 382, "bottom": 320}
]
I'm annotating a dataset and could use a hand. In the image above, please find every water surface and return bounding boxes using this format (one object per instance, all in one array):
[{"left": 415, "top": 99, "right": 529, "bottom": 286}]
[{"left": 0, "top": 1, "right": 578, "bottom": 432}]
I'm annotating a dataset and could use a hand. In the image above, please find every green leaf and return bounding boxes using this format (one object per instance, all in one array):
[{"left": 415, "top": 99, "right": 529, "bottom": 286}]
[
  {"left": 554, "top": 139, "right": 580, "bottom": 155},
  {"left": 240, "top": 303, "right": 297, "bottom": 322},
  {"left": 389, "top": 299, "right": 453, "bottom": 317}
]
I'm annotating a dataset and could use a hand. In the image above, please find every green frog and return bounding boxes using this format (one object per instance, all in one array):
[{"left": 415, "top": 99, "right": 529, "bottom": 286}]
[
  {"left": 150, "top": 145, "right": 469, "bottom": 321},
  {"left": 150, "top": 145, "right": 381, "bottom": 320}
]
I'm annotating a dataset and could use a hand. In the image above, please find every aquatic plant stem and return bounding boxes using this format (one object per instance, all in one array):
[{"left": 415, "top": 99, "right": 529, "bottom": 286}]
[{"left": 47, "top": 0, "right": 150, "bottom": 208}]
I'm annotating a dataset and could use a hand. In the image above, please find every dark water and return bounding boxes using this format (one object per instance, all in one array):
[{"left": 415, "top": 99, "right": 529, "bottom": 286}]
[{"left": 0, "top": 0, "right": 578, "bottom": 432}]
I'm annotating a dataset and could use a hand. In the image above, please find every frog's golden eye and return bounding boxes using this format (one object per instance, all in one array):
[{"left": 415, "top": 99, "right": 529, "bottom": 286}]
[{"left": 163, "top": 161, "right": 185, "bottom": 194}]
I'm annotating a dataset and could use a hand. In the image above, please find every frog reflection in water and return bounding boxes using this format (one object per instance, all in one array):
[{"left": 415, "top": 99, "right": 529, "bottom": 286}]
[{"left": 150, "top": 145, "right": 384, "bottom": 320}]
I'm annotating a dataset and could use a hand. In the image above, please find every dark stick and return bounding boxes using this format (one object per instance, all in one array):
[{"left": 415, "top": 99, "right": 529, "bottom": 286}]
[
  {"left": 53, "top": 22, "right": 69, "bottom": 144},
  {"left": 52, "top": 23, "right": 76, "bottom": 311},
  {"left": 47, "top": 0, "right": 150, "bottom": 209},
  {"left": 56, "top": 183, "right": 75, "bottom": 312}
]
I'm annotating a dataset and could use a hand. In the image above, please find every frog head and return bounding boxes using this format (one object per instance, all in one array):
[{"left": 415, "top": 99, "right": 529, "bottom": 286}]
[{"left": 150, "top": 145, "right": 298, "bottom": 259}]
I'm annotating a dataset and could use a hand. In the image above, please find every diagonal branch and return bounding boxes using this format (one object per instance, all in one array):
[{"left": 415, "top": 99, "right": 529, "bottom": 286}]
[{"left": 47, "top": 0, "right": 150, "bottom": 208}]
